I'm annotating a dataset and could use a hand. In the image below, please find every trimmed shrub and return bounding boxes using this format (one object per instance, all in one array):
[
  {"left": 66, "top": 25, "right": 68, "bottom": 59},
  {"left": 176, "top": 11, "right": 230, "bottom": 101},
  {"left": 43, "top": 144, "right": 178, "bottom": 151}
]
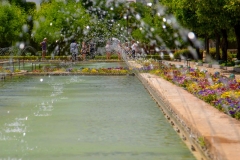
[{"left": 174, "top": 49, "right": 193, "bottom": 59}]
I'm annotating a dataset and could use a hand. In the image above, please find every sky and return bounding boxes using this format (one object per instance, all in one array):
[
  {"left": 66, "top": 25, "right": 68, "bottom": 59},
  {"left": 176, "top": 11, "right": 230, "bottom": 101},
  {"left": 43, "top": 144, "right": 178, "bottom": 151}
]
[
  {"left": 26, "top": 0, "right": 41, "bottom": 9},
  {"left": 26, "top": 0, "right": 41, "bottom": 5}
]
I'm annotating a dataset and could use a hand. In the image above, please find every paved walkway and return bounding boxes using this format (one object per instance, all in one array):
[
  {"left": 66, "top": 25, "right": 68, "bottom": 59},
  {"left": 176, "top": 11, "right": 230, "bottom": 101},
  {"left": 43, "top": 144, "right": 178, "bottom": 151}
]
[
  {"left": 164, "top": 60, "right": 240, "bottom": 79},
  {"left": 127, "top": 60, "right": 240, "bottom": 160}
]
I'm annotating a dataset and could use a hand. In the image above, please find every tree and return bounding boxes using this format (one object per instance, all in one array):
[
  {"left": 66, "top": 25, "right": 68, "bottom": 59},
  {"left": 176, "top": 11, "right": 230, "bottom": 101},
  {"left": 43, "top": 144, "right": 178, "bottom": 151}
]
[
  {"left": 0, "top": 3, "right": 27, "bottom": 47},
  {"left": 159, "top": 0, "right": 203, "bottom": 59},
  {"left": 32, "top": 0, "right": 91, "bottom": 54},
  {"left": 195, "top": 0, "right": 232, "bottom": 61},
  {"left": 225, "top": 0, "right": 240, "bottom": 60}
]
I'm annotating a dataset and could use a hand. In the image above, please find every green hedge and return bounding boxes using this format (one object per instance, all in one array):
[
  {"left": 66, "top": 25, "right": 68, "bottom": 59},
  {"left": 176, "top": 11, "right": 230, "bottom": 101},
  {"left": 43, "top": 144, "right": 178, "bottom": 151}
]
[
  {"left": 0, "top": 56, "right": 39, "bottom": 60},
  {"left": 0, "top": 56, "right": 70, "bottom": 60},
  {"left": 0, "top": 55, "right": 121, "bottom": 61},
  {"left": 208, "top": 48, "right": 233, "bottom": 61},
  {"left": 173, "top": 49, "right": 193, "bottom": 59},
  {"left": 94, "top": 55, "right": 119, "bottom": 60},
  {"left": 146, "top": 54, "right": 173, "bottom": 60}
]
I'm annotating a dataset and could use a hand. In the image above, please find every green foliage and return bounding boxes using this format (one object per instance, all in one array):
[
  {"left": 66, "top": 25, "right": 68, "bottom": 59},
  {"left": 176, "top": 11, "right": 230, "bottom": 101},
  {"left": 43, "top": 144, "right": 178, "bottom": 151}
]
[
  {"left": 32, "top": 0, "right": 90, "bottom": 45},
  {"left": 234, "top": 112, "right": 240, "bottom": 120},
  {"left": 209, "top": 48, "right": 217, "bottom": 59},
  {"left": 95, "top": 55, "right": 118, "bottom": 60},
  {"left": 198, "top": 137, "right": 206, "bottom": 148},
  {"left": 174, "top": 49, "right": 193, "bottom": 59},
  {"left": 224, "top": 1, "right": 240, "bottom": 25},
  {"left": 0, "top": 3, "right": 27, "bottom": 47},
  {"left": 232, "top": 54, "right": 237, "bottom": 58},
  {"left": 209, "top": 48, "right": 233, "bottom": 62},
  {"left": 145, "top": 54, "right": 172, "bottom": 60},
  {"left": 220, "top": 61, "right": 235, "bottom": 67}
]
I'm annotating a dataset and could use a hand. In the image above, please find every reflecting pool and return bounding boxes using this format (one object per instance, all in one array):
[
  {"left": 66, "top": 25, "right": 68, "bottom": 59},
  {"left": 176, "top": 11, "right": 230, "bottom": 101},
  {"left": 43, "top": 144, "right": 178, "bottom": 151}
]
[{"left": 0, "top": 75, "right": 195, "bottom": 160}]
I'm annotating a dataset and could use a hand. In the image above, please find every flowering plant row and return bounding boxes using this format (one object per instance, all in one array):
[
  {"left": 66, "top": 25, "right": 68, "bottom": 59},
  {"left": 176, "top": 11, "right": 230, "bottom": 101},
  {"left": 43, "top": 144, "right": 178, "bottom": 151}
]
[
  {"left": 148, "top": 62, "right": 240, "bottom": 120},
  {"left": 32, "top": 66, "right": 130, "bottom": 75}
]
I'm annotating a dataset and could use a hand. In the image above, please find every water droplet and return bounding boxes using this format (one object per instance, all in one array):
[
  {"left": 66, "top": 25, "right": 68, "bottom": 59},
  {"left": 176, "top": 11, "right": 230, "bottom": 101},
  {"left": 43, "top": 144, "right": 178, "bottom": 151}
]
[
  {"left": 22, "top": 24, "right": 29, "bottom": 33},
  {"left": 147, "top": 3, "right": 152, "bottom": 7},
  {"left": 19, "top": 43, "right": 25, "bottom": 49},
  {"left": 136, "top": 14, "right": 141, "bottom": 20},
  {"left": 188, "top": 32, "right": 195, "bottom": 40}
]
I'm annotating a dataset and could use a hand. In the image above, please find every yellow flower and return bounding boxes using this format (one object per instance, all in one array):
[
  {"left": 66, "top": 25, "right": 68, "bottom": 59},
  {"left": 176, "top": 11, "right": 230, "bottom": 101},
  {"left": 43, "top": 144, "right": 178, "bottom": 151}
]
[
  {"left": 82, "top": 68, "right": 89, "bottom": 73},
  {"left": 90, "top": 69, "right": 98, "bottom": 73},
  {"left": 221, "top": 91, "right": 240, "bottom": 99},
  {"left": 208, "top": 83, "right": 224, "bottom": 90}
]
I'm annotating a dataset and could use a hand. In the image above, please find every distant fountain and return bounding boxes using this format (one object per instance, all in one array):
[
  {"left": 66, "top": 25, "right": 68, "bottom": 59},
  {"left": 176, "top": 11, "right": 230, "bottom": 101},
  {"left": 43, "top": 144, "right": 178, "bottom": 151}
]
[
  {"left": 20, "top": 46, "right": 38, "bottom": 56},
  {"left": 0, "top": 47, "right": 13, "bottom": 56}
]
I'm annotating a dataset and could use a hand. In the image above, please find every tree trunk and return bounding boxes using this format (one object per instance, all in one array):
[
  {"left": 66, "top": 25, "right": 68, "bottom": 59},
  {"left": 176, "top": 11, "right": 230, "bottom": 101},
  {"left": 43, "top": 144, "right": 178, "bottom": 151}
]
[
  {"left": 221, "top": 29, "right": 228, "bottom": 61},
  {"left": 215, "top": 32, "right": 221, "bottom": 60},
  {"left": 234, "top": 24, "right": 240, "bottom": 60}
]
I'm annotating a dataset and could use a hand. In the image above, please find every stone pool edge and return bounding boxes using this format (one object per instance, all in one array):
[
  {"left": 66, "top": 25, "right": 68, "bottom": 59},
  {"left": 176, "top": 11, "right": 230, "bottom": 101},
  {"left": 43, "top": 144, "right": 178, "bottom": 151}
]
[{"left": 137, "top": 73, "right": 240, "bottom": 160}]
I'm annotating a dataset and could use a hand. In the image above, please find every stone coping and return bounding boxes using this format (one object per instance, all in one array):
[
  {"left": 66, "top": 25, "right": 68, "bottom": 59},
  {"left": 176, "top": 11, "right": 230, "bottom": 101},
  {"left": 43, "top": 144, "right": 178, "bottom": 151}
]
[{"left": 139, "top": 73, "right": 240, "bottom": 160}]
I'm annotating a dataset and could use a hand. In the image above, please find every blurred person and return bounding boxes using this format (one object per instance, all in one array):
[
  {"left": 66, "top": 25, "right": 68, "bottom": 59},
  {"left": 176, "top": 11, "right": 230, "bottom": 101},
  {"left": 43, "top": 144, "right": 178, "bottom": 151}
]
[
  {"left": 131, "top": 40, "right": 138, "bottom": 59},
  {"left": 40, "top": 38, "right": 47, "bottom": 60},
  {"left": 70, "top": 40, "right": 79, "bottom": 62},
  {"left": 116, "top": 42, "right": 122, "bottom": 60},
  {"left": 81, "top": 41, "right": 87, "bottom": 61},
  {"left": 89, "top": 40, "right": 95, "bottom": 59},
  {"left": 105, "top": 41, "right": 111, "bottom": 60}
]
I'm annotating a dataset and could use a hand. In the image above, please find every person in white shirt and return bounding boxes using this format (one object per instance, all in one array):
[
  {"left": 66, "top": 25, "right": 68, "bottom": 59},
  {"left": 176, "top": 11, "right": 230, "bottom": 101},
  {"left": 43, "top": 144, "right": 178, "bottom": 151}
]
[
  {"left": 131, "top": 40, "right": 137, "bottom": 59},
  {"left": 70, "top": 40, "right": 79, "bottom": 62}
]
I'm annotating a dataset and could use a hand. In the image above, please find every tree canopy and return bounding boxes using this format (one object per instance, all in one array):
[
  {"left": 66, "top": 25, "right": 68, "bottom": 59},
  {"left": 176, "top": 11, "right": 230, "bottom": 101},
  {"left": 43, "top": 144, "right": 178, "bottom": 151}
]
[{"left": 0, "top": 3, "right": 27, "bottom": 47}]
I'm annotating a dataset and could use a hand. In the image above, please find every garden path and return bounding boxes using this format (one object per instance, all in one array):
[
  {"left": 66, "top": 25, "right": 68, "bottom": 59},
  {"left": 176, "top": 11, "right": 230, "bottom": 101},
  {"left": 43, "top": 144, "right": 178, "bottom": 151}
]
[{"left": 165, "top": 60, "right": 240, "bottom": 79}]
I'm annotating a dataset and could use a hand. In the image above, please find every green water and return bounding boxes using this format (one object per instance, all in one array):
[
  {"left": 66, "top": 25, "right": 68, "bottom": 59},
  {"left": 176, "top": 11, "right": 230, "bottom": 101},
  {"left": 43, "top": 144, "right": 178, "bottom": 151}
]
[{"left": 0, "top": 75, "right": 195, "bottom": 160}]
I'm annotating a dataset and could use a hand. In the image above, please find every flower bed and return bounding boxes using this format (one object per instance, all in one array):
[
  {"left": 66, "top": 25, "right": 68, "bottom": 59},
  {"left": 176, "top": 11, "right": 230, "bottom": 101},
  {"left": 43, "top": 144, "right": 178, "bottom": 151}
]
[
  {"left": 31, "top": 66, "right": 130, "bottom": 75},
  {"left": 139, "top": 61, "right": 240, "bottom": 120}
]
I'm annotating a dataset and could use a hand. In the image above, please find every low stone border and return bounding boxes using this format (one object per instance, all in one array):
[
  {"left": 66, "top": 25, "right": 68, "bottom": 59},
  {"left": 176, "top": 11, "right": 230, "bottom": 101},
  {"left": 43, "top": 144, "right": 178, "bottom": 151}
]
[
  {"left": 212, "top": 64, "right": 224, "bottom": 69},
  {"left": 233, "top": 67, "right": 240, "bottom": 72},
  {"left": 203, "top": 63, "right": 212, "bottom": 68}
]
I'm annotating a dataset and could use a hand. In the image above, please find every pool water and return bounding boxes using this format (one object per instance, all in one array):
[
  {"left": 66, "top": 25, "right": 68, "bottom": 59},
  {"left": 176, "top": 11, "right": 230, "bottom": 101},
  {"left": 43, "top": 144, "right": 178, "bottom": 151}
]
[{"left": 0, "top": 75, "right": 195, "bottom": 160}]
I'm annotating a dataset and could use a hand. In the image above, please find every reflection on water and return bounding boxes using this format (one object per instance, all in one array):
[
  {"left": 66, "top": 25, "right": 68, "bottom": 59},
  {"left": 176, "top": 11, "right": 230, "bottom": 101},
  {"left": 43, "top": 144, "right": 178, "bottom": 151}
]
[{"left": 0, "top": 75, "right": 195, "bottom": 160}]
